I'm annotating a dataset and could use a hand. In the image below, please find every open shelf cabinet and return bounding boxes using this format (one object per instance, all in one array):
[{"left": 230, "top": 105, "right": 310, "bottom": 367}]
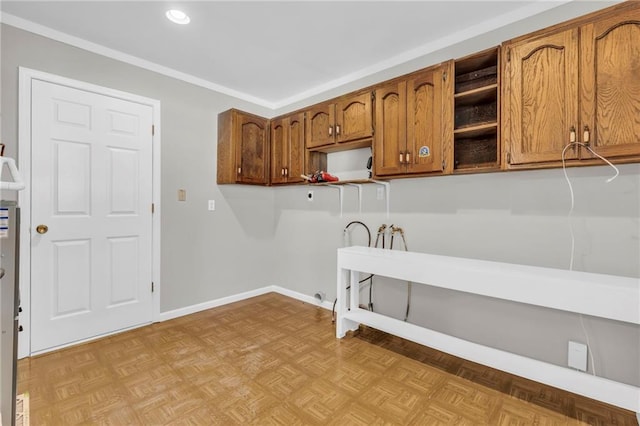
[{"left": 453, "top": 47, "right": 500, "bottom": 172}]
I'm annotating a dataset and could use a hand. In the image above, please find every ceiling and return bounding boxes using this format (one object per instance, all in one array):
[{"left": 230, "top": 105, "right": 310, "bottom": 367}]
[{"left": 1, "top": 1, "right": 574, "bottom": 109}]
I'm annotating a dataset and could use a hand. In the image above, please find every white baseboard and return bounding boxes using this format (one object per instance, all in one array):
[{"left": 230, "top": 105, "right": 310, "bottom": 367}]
[
  {"left": 271, "top": 286, "right": 335, "bottom": 311},
  {"left": 157, "top": 285, "right": 332, "bottom": 322}
]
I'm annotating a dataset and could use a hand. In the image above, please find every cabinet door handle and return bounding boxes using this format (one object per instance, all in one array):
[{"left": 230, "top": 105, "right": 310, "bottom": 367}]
[
  {"left": 583, "top": 125, "right": 590, "bottom": 144},
  {"left": 569, "top": 126, "right": 577, "bottom": 143},
  {"left": 399, "top": 152, "right": 404, "bottom": 164},
  {"left": 336, "top": 124, "right": 341, "bottom": 136},
  {"left": 237, "top": 167, "right": 241, "bottom": 175},
  {"left": 406, "top": 152, "right": 411, "bottom": 164},
  {"left": 285, "top": 167, "right": 289, "bottom": 177},
  {"left": 328, "top": 125, "right": 333, "bottom": 136},
  {"left": 281, "top": 168, "right": 285, "bottom": 177}
]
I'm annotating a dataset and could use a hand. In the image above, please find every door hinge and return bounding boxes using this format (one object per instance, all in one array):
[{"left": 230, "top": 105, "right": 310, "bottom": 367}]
[
  {"left": 507, "top": 152, "right": 511, "bottom": 164},
  {"left": 442, "top": 160, "right": 446, "bottom": 170},
  {"left": 151, "top": 203, "right": 155, "bottom": 214},
  {"left": 151, "top": 282, "right": 154, "bottom": 293},
  {"left": 443, "top": 71, "right": 447, "bottom": 82},
  {"left": 152, "top": 124, "right": 155, "bottom": 136},
  {"left": 371, "top": 91, "right": 375, "bottom": 101},
  {"left": 507, "top": 49, "right": 511, "bottom": 63}
]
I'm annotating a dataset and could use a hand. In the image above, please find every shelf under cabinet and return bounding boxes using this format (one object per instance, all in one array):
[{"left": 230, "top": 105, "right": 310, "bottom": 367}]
[
  {"left": 454, "top": 138, "right": 498, "bottom": 170},
  {"left": 455, "top": 65, "right": 497, "bottom": 93},
  {"left": 454, "top": 84, "right": 498, "bottom": 106},
  {"left": 307, "top": 178, "right": 383, "bottom": 186},
  {"left": 454, "top": 161, "right": 499, "bottom": 172},
  {"left": 454, "top": 122, "right": 498, "bottom": 138}
]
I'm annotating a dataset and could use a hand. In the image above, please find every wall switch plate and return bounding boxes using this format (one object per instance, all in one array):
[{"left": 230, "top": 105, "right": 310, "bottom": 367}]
[
  {"left": 307, "top": 190, "right": 314, "bottom": 202},
  {"left": 377, "top": 187, "right": 384, "bottom": 200},
  {"left": 178, "top": 189, "right": 186, "bottom": 201},
  {"left": 208, "top": 200, "right": 215, "bottom": 211},
  {"left": 568, "top": 341, "right": 588, "bottom": 371}
]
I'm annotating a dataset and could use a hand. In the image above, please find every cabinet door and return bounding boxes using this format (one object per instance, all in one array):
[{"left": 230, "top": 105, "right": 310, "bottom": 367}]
[
  {"left": 506, "top": 28, "right": 579, "bottom": 165},
  {"left": 217, "top": 109, "right": 235, "bottom": 184},
  {"left": 335, "top": 92, "right": 373, "bottom": 143},
  {"left": 580, "top": 10, "right": 640, "bottom": 159},
  {"left": 270, "top": 117, "right": 286, "bottom": 184},
  {"left": 374, "top": 80, "right": 407, "bottom": 176},
  {"left": 306, "top": 103, "right": 335, "bottom": 149},
  {"left": 287, "top": 112, "right": 305, "bottom": 183},
  {"left": 236, "top": 114, "right": 268, "bottom": 184},
  {"left": 406, "top": 67, "right": 446, "bottom": 174}
]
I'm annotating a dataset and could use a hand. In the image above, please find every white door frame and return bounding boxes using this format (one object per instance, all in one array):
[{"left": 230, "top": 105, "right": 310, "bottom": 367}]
[{"left": 17, "top": 67, "right": 161, "bottom": 358}]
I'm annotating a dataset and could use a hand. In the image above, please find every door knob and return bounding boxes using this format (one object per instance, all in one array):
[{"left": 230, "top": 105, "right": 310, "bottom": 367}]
[{"left": 36, "top": 224, "right": 48, "bottom": 234}]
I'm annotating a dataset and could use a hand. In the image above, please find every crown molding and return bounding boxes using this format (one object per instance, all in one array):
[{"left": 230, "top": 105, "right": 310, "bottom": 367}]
[
  {"left": 0, "top": 12, "right": 277, "bottom": 109},
  {"left": 2, "top": 1, "right": 574, "bottom": 111}
]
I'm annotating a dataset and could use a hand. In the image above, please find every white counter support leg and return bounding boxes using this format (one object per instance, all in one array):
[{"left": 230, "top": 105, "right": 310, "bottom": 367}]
[
  {"left": 350, "top": 269, "right": 361, "bottom": 312},
  {"left": 336, "top": 266, "right": 359, "bottom": 338}
]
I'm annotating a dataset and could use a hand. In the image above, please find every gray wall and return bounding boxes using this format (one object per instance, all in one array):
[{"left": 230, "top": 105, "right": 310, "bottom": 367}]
[{"left": 2, "top": 0, "right": 638, "bottom": 388}]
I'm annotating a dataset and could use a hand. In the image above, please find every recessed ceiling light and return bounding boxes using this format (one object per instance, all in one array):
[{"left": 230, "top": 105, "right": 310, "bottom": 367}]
[{"left": 166, "top": 9, "right": 190, "bottom": 25}]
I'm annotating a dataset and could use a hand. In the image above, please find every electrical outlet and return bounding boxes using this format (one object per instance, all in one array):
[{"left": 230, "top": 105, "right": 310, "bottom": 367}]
[
  {"left": 307, "top": 190, "right": 314, "bottom": 202},
  {"left": 568, "top": 341, "right": 587, "bottom": 371},
  {"left": 208, "top": 200, "right": 215, "bottom": 211},
  {"left": 377, "top": 187, "right": 384, "bottom": 200}
]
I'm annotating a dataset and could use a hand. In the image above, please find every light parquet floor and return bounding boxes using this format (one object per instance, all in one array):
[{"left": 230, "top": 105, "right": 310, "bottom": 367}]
[{"left": 18, "top": 293, "right": 637, "bottom": 425}]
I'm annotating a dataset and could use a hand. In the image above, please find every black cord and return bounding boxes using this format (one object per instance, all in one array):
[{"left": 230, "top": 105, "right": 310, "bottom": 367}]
[{"left": 333, "top": 221, "right": 374, "bottom": 323}]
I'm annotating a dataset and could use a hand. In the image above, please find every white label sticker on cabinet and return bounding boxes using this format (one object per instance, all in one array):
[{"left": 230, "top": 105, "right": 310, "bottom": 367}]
[{"left": 419, "top": 146, "right": 431, "bottom": 157}]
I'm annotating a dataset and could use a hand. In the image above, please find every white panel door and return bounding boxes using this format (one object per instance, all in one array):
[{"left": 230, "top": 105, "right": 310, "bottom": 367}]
[{"left": 30, "top": 79, "right": 153, "bottom": 353}]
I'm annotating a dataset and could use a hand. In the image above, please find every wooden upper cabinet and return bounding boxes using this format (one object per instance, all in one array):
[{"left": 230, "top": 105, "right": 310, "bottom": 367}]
[
  {"left": 270, "top": 117, "right": 286, "bottom": 184},
  {"left": 580, "top": 9, "right": 640, "bottom": 160},
  {"left": 217, "top": 3, "right": 640, "bottom": 187},
  {"left": 271, "top": 112, "right": 306, "bottom": 184},
  {"left": 305, "top": 103, "right": 335, "bottom": 149},
  {"left": 504, "top": 3, "right": 640, "bottom": 167},
  {"left": 504, "top": 28, "right": 579, "bottom": 166},
  {"left": 335, "top": 92, "right": 373, "bottom": 143},
  {"left": 236, "top": 113, "right": 269, "bottom": 184},
  {"left": 217, "top": 109, "right": 269, "bottom": 185},
  {"left": 305, "top": 91, "right": 373, "bottom": 151},
  {"left": 374, "top": 63, "right": 451, "bottom": 177},
  {"left": 374, "top": 80, "right": 407, "bottom": 176},
  {"left": 287, "top": 113, "right": 306, "bottom": 183},
  {"left": 406, "top": 67, "right": 448, "bottom": 174}
]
